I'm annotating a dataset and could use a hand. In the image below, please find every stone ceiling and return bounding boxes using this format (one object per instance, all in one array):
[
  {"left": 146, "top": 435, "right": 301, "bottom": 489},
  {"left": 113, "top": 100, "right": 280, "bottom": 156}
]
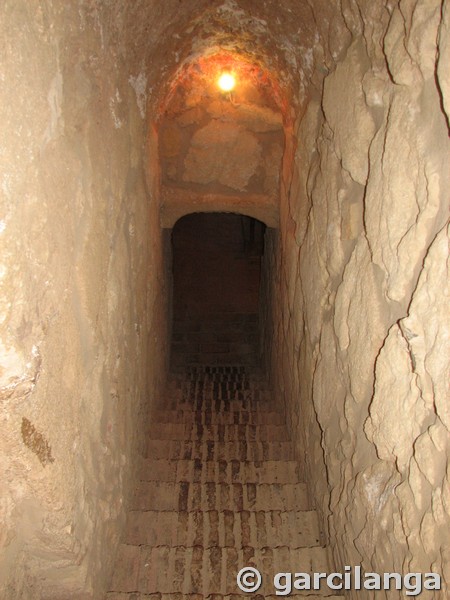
[{"left": 94, "top": 0, "right": 361, "bottom": 116}]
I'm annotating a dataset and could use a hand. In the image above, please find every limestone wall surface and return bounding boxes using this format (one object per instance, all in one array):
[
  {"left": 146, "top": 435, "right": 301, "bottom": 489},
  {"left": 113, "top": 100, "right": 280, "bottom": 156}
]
[
  {"left": 0, "top": 2, "right": 171, "bottom": 597},
  {"left": 263, "top": 0, "right": 450, "bottom": 597}
]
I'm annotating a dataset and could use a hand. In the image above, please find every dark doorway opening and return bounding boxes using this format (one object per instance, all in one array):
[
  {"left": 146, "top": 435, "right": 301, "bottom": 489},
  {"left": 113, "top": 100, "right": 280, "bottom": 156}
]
[{"left": 170, "top": 212, "right": 266, "bottom": 369}]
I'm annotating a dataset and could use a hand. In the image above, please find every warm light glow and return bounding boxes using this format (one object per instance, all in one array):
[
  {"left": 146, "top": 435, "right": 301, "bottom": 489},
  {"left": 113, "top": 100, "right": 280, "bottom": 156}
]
[{"left": 217, "top": 72, "right": 236, "bottom": 92}]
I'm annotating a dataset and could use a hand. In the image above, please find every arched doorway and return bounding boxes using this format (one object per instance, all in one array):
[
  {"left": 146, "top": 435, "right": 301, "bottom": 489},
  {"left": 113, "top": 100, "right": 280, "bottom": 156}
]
[{"left": 170, "top": 212, "right": 266, "bottom": 368}]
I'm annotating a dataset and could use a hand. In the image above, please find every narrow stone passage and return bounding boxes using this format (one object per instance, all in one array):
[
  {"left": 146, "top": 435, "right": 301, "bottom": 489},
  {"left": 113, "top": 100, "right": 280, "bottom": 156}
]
[
  {"left": 2, "top": 3, "right": 449, "bottom": 597},
  {"left": 106, "top": 366, "right": 340, "bottom": 598}
]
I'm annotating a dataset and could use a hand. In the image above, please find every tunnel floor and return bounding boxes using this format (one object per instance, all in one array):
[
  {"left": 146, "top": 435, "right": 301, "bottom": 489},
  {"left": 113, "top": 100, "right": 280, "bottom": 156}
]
[{"left": 106, "top": 365, "right": 339, "bottom": 598}]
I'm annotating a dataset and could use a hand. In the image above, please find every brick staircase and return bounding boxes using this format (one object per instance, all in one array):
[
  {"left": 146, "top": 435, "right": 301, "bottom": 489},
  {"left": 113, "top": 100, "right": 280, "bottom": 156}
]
[
  {"left": 170, "top": 314, "right": 260, "bottom": 368},
  {"left": 106, "top": 366, "right": 340, "bottom": 599}
]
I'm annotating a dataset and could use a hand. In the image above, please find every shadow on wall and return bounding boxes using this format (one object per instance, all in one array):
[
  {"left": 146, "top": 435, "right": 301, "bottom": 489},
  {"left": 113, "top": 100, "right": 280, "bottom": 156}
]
[{"left": 171, "top": 212, "right": 265, "bottom": 318}]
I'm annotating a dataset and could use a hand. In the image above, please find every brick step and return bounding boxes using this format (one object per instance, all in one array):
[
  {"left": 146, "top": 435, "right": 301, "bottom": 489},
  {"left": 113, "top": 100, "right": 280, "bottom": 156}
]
[
  {"left": 146, "top": 439, "right": 295, "bottom": 461},
  {"left": 107, "top": 594, "right": 342, "bottom": 600},
  {"left": 124, "top": 509, "right": 321, "bottom": 547},
  {"left": 165, "top": 387, "right": 270, "bottom": 399},
  {"left": 109, "top": 545, "right": 333, "bottom": 595},
  {"left": 164, "top": 384, "right": 272, "bottom": 398},
  {"left": 166, "top": 370, "right": 268, "bottom": 384},
  {"left": 152, "top": 408, "right": 285, "bottom": 425},
  {"left": 147, "top": 423, "right": 289, "bottom": 442},
  {"left": 168, "top": 365, "right": 263, "bottom": 375},
  {"left": 132, "top": 481, "right": 309, "bottom": 512},
  {"left": 169, "top": 364, "right": 263, "bottom": 374},
  {"left": 158, "top": 394, "right": 274, "bottom": 412},
  {"left": 139, "top": 459, "right": 302, "bottom": 484},
  {"left": 164, "top": 385, "right": 271, "bottom": 396}
]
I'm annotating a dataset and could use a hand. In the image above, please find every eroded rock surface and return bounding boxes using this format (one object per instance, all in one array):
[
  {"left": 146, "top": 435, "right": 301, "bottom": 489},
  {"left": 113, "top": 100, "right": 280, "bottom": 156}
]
[
  {"left": 183, "top": 121, "right": 262, "bottom": 191},
  {"left": 262, "top": 1, "right": 450, "bottom": 597}
]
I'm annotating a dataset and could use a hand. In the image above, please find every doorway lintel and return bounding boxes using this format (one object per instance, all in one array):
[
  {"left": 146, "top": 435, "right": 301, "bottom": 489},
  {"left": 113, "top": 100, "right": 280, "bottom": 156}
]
[{"left": 160, "top": 185, "right": 279, "bottom": 229}]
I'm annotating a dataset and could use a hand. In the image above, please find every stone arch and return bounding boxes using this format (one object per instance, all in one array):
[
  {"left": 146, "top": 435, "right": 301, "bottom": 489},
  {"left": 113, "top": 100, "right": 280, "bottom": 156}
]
[
  {"left": 160, "top": 188, "right": 279, "bottom": 228},
  {"left": 157, "top": 51, "right": 287, "bottom": 230}
]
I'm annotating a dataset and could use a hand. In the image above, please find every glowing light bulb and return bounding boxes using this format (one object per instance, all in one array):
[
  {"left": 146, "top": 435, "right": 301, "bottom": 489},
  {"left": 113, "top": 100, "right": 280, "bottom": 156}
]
[{"left": 218, "top": 72, "right": 236, "bottom": 92}]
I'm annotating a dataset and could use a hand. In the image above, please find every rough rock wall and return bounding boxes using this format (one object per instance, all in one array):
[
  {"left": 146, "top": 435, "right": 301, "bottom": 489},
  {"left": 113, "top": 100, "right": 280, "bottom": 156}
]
[
  {"left": 0, "top": 1, "right": 322, "bottom": 596},
  {"left": 160, "top": 97, "right": 284, "bottom": 195},
  {"left": 0, "top": 2, "right": 170, "bottom": 597},
  {"left": 262, "top": 0, "right": 450, "bottom": 596}
]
